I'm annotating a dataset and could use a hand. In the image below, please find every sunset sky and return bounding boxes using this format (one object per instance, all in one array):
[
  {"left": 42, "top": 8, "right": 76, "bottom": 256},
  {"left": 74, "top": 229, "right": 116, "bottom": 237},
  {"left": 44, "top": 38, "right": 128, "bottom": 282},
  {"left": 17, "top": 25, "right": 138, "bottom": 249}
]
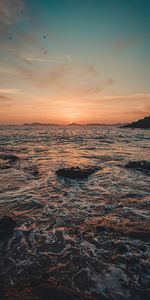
[{"left": 0, "top": 0, "right": 150, "bottom": 124}]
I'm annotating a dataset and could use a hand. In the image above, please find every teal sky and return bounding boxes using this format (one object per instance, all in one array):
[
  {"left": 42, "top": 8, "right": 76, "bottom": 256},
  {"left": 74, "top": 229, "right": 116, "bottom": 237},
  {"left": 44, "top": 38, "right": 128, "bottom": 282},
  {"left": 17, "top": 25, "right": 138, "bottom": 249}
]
[{"left": 0, "top": 0, "right": 150, "bottom": 124}]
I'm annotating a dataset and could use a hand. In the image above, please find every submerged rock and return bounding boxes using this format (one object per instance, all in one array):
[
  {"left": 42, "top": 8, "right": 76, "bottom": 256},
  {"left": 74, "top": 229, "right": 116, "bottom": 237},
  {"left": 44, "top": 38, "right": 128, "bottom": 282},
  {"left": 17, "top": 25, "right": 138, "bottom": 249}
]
[
  {"left": 122, "top": 115, "right": 150, "bottom": 129},
  {"left": 0, "top": 154, "right": 19, "bottom": 163},
  {"left": 38, "top": 284, "right": 92, "bottom": 300},
  {"left": 0, "top": 281, "right": 95, "bottom": 300},
  {"left": 56, "top": 166, "right": 100, "bottom": 179},
  {"left": 0, "top": 154, "right": 19, "bottom": 169},
  {"left": 0, "top": 216, "right": 16, "bottom": 238},
  {"left": 125, "top": 160, "right": 150, "bottom": 174}
]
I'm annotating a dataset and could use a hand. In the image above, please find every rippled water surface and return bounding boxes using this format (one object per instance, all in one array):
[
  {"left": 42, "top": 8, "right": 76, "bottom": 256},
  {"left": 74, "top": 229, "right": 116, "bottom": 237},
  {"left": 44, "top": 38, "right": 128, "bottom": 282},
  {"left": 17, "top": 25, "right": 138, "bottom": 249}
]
[{"left": 0, "top": 125, "right": 150, "bottom": 300}]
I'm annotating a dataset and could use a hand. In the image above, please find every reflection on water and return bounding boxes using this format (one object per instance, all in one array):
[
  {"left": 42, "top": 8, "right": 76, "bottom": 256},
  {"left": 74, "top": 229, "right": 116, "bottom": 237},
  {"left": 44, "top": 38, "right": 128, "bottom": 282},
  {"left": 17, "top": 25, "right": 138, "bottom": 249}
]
[{"left": 0, "top": 125, "right": 150, "bottom": 299}]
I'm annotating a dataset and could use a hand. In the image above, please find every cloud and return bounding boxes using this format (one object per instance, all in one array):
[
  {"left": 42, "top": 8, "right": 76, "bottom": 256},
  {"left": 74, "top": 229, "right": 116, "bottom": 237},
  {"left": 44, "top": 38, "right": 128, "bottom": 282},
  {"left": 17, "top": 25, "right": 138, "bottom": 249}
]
[
  {"left": 134, "top": 104, "right": 150, "bottom": 114},
  {"left": 86, "top": 65, "right": 99, "bottom": 77},
  {"left": 37, "top": 64, "right": 72, "bottom": 88},
  {"left": 22, "top": 56, "right": 57, "bottom": 63},
  {"left": 0, "top": 35, "right": 71, "bottom": 67},
  {"left": 0, "top": 88, "right": 22, "bottom": 94},
  {"left": 97, "top": 93, "right": 150, "bottom": 101},
  {"left": 0, "top": 95, "right": 10, "bottom": 101},
  {"left": 0, "top": 63, "right": 71, "bottom": 89},
  {"left": 47, "top": 64, "right": 71, "bottom": 82},
  {"left": 78, "top": 86, "right": 103, "bottom": 96},
  {"left": 0, "top": 94, "right": 12, "bottom": 107},
  {"left": 21, "top": 34, "right": 47, "bottom": 53},
  {"left": 21, "top": 34, "right": 40, "bottom": 46},
  {"left": 0, "top": 57, "right": 115, "bottom": 100},
  {"left": 107, "top": 78, "right": 115, "bottom": 85},
  {"left": 0, "top": 0, "right": 25, "bottom": 25},
  {"left": 113, "top": 37, "right": 140, "bottom": 51}
]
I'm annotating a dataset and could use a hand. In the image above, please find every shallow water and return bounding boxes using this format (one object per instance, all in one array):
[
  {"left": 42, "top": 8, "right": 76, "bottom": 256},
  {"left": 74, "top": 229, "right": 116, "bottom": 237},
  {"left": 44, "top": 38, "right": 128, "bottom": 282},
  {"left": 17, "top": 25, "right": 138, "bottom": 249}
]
[{"left": 0, "top": 125, "right": 150, "bottom": 300}]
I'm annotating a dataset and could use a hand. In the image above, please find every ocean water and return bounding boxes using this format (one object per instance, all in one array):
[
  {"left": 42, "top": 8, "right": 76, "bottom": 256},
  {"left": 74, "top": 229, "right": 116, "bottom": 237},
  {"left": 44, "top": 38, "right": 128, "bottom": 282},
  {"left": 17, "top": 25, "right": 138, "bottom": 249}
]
[{"left": 0, "top": 125, "right": 150, "bottom": 300}]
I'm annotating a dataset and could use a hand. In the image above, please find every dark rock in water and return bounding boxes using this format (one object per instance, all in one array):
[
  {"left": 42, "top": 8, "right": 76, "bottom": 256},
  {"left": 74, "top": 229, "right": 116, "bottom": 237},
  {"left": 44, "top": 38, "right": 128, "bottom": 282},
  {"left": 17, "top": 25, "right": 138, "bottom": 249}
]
[
  {"left": 37, "top": 280, "right": 94, "bottom": 300},
  {"left": 122, "top": 115, "right": 150, "bottom": 129},
  {"left": 56, "top": 166, "right": 100, "bottom": 179},
  {"left": 0, "top": 154, "right": 19, "bottom": 169},
  {"left": 0, "top": 216, "right": 16, "bottom": 238},
  {"left": 125, "top": 160, "right": 150, "bottom": 174},
  {"left": 0, "top": 154, "right": 19, "bottom": 163},
  {"left": 38, "top": 286, "right": 80, "bottom": 300},
  {"left": 0, "top": 288, "right": 4, "bottom": 299},
  {"left": 0, "top": 282, "right": 95, "bottom": 300},
  {"left": 32, "top": 168, "right": 39, "bottom": 177}
]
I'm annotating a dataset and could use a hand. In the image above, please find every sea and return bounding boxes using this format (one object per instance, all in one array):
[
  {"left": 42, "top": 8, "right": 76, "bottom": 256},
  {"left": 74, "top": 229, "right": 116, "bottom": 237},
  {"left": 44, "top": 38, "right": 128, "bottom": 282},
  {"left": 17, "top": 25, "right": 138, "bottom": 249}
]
[{"left": 0, "top": 125, "right": 150, "bottom": 300}]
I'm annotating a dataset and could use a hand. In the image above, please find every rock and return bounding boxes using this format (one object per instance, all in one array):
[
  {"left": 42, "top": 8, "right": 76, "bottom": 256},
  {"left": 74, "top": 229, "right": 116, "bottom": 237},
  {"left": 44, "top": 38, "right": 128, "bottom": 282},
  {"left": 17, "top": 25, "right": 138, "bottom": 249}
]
[
  {"left": 0, "top": 283, "right": 95, "bottom": 300},
  {"left": 125, "top": 160, "right": 150, "bottom": 174},
  {"left": 56, "top": 166, "right": 100, "bottom": 179},
  {"left": 32, "top": 168, "right": 39, "bottom": 177},
  {"left": 37, "top": 281, "right": 95, "bottom": 300},
  {"left": 122, "top": 115, "right": 150, "bottom": 129},
  {"left": 0, "top": 154, "right": 19, "bottom": 163},
  {"left": 0, "top": 216, "right": 16, "bottom": 238},
  {"left": 38, "top": 286, "right": 78, "bottom": 300},
  {"left": 0, "top": 154, "right": 19, "bottom": 170}
]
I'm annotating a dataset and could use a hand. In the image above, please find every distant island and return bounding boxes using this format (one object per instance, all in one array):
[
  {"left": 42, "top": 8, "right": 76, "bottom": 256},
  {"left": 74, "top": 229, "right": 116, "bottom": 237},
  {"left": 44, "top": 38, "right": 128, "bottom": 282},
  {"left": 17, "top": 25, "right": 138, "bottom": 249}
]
[
  {"left": 67, "top": 123, "right": 82, "bottom": 126},
  {"left": 22, "top": 122, "right": 123, "bottom": 127},
  {"left": 122, "top": 116, "right": 150, "bottom": 129},
  {"left": 86, "top": 123, "right": 122, "bottom": 126},
  {"left": 23, "top": 123, "right": 59, "bottom": 126}
]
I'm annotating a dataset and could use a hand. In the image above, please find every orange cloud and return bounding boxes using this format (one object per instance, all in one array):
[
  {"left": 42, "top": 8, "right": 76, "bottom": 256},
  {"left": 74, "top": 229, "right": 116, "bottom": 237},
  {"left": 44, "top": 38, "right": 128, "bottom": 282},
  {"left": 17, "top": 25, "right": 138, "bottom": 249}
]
[
  {"left": 0, "top": 95, "right": 12, "bottom": 107},
  {"left": 0, "top": 88, "right": 22, "bottom": 94}
]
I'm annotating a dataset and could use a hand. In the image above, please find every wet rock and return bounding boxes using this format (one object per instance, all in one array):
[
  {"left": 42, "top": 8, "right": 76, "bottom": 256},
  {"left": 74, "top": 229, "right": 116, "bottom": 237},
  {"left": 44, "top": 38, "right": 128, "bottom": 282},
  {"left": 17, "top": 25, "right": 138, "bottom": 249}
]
[
  {"left": 125, "top": 160, "right": 150, "bottom": 174},
  {"left": 32, "top": 168, "right": 39, "bottom": 177},
  {"left": 0, "top": 216, "right": 16, "bottom": 238},
  {"left": 56, "top": 166, "right": 100, "bottom": 180},
  {"left": 1, "top": 282, "right": 95, "bottom": 300},
  {"left": 0, "top": 154, "right": 19, "bottom": 169},
  {"left": 0, "top": 288, "right": 4, "bottom": 300},
  {"left": 37, "top": 282, "right": 95, "bottom": 300},
  {"left": 38, "top": 285, "right": 79, "bottom": 300}
]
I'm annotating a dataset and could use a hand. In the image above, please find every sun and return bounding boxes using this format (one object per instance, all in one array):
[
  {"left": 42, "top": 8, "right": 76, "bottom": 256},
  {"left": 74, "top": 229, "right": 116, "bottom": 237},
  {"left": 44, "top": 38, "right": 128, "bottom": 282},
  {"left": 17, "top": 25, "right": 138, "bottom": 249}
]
[{"left": 63, "top": 110, "right": 82, "bottom": 124}]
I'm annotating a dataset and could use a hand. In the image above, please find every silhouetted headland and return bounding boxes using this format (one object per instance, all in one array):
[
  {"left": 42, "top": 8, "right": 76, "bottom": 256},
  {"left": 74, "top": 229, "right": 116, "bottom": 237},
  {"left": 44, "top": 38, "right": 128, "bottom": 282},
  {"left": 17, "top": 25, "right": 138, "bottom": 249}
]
[{"left": 122, "top": 116, "right": 150, "bottom": 129}]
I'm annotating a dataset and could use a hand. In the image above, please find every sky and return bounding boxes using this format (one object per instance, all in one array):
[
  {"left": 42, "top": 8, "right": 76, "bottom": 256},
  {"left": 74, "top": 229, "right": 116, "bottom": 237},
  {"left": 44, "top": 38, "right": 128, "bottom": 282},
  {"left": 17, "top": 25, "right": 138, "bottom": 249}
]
[{"left": 0, "top": 0, "right": 150, "bottom": 124}]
